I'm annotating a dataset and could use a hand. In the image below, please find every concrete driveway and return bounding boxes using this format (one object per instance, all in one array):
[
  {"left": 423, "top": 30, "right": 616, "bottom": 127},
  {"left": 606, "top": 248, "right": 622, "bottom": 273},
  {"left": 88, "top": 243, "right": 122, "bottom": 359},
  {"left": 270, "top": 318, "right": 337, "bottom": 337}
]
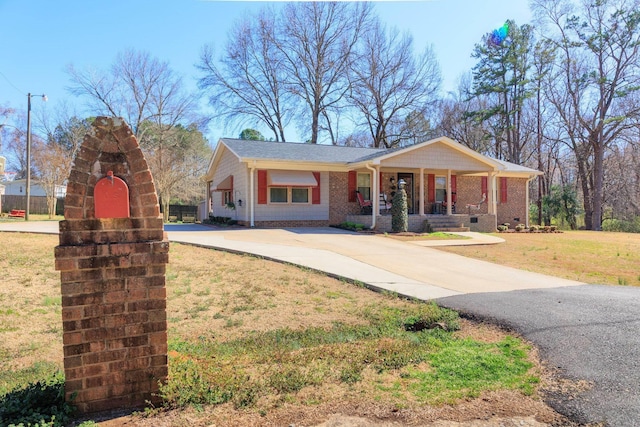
[
  {"left": 164, "top": 224, "right": 584, "bottom": 298},
  {"left": 2, "top": 222, "right": 637, "bottom": 425}
]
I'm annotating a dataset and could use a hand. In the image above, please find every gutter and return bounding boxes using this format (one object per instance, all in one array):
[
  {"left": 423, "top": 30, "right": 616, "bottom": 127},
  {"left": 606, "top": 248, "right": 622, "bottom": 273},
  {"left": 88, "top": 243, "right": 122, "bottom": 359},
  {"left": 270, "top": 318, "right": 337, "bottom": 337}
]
[{"left": 525, "top": 174, "right": 536, "bottom": 228}]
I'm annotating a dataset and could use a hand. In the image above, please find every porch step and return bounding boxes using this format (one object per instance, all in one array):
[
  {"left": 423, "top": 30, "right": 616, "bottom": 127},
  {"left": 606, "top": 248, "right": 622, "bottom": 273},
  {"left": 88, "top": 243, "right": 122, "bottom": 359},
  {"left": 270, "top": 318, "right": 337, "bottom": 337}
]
[{"left": 423, "top": 216, "right": 469, "bottom": 233}]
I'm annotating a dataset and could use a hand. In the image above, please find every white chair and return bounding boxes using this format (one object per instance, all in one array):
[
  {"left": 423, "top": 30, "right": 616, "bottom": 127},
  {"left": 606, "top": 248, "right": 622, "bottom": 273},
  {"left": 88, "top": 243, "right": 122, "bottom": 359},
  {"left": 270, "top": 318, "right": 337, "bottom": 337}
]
[
  {"left": 380, "top": 193, "right": 392, "bottom": 213},
  {"left": 465, "top": 193, "right": 486, "bottom": 214}
]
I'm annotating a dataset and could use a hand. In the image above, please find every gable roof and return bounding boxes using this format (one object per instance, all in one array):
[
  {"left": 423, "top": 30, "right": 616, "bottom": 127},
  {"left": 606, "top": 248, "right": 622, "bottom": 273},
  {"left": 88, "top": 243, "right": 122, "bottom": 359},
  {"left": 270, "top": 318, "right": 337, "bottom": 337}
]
[{"left": 221, "top": 138, "right": 381, "bottom": 164}]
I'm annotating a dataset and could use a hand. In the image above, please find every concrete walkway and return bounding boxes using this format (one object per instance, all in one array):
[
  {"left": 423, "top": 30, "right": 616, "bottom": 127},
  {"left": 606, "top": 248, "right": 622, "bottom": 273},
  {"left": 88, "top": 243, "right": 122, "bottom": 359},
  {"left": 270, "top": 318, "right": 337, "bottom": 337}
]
[{"left": 0, "top": 221, "right": 585, "bottom": 299}]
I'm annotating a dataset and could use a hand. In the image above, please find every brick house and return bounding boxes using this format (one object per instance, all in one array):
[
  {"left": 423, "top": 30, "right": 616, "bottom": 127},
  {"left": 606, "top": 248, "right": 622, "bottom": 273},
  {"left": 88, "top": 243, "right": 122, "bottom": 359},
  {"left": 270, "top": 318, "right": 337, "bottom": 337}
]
[{"left": 203, "top": 137, "right": 542, "bottom": 232}]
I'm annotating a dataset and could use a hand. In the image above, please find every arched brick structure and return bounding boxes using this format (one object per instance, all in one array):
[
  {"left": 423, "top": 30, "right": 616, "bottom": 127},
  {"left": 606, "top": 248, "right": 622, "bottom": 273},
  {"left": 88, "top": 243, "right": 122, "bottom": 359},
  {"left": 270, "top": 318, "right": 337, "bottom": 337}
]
[{"left": 55, "top": 117, "right": 169, "bottom": 414}]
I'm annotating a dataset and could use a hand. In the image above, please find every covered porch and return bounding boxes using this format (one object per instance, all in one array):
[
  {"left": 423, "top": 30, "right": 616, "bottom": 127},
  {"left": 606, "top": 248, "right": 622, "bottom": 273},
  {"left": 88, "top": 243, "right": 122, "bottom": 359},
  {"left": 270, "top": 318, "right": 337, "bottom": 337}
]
[{"left": 349, "top": 138, "right": 504, "bottom": 232}]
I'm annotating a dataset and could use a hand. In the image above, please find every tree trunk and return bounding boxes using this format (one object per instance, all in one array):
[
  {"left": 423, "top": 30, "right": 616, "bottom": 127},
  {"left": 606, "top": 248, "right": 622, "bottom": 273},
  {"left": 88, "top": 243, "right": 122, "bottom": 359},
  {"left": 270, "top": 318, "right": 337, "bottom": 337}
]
[{"left": 592, "top": 142, "right": 605, "bottom": 231}]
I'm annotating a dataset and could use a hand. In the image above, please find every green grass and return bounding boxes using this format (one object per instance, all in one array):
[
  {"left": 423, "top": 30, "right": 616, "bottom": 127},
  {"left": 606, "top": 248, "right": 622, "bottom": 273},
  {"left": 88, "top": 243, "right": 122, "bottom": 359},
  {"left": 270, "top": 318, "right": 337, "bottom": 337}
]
[
  {"left": 160, "top": 303, "right": 538, "bottom": 411},
  {"left": 403, "top": 336, "right": 539, "bottom": 404}
]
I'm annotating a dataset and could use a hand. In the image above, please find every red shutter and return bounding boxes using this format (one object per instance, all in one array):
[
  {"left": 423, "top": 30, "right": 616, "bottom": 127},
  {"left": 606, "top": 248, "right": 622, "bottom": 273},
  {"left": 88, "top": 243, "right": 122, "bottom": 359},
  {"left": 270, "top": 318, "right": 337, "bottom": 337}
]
[
  {"left": 500, "top": 177, "right": 508, "bottom": 203},
  {"left": 221, "top": 192, "right": 225, "bottom": 206},
  {"left": 312, "top": 172, "right": 321, "bottom": 204},
  {"left": 481, "top": 176, "right": 488, "bottom": 196},
  {"left": 257, "top": 170, "right": 267, "bottom": 204},
  {"left": 427, "top": 174, "right": 435, "bottom": 203},
  {"left": 348, "top": 171, "right": 357, "bottom": 202},
  {"left": 379, "top": 172, "right": 383, "bottom": 191}
]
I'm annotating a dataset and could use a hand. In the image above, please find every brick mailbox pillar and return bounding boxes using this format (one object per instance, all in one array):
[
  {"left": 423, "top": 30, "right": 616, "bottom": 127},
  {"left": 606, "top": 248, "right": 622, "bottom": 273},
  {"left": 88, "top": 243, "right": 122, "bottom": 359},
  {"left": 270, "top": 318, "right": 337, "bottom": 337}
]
[{"left": 55, "top": 117, "right": 169, "bottom": 414}]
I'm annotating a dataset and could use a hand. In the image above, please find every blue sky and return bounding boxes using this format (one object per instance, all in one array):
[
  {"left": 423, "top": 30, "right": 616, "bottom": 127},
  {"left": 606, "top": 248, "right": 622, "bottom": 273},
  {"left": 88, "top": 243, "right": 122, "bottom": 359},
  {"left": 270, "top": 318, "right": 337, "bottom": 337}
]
[{"left": 0, "top": 0, "right": 532, "bottom": 142}]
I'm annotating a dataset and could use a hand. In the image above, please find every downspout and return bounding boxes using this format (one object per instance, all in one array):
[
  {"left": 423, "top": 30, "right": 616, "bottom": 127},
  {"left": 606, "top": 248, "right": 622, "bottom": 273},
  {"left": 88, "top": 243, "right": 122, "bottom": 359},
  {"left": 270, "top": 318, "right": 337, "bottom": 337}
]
[
  {"left": 249, "top": 161, "right": 256, "bottom": 228},
  {"left": 206, "top": 181, "right": 211, "bottom": 221},
  {"left": 365, "top": 163, "right": 377, "bottom": 230},
  {"left": 525, "top": 175, "right": 535, "bottom": 228}
]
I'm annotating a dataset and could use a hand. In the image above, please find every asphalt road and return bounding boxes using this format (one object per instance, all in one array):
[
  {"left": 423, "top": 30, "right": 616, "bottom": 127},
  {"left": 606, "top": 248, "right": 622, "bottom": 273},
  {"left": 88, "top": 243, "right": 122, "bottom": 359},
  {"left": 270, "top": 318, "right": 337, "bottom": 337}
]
[{"left": 437, "top": 285, "right": 640, "bottom": 427}]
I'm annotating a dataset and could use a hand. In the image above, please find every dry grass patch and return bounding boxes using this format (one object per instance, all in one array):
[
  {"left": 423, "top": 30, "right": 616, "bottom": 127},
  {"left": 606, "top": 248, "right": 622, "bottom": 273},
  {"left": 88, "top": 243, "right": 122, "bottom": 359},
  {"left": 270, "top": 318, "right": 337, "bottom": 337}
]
[
  {"left": 438, "top": 230, "right": 640, "bottom": 286},
  {"left": 0, "top": 233, "right": 63, "bottom": 371},
  {"left": 0, "top": 232, "right": 575, "bottom": 427}
]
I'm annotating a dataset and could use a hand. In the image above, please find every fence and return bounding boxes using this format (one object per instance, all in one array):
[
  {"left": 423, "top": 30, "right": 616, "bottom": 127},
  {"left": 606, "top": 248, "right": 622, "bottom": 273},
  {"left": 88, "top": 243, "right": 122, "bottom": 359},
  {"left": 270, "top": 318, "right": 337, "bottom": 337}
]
[
  {"left": 1, "top": 195, "right": 64, "bottom": 215},
  {"left": 166, "top": 204, "right": 198, "bottom": 222}
]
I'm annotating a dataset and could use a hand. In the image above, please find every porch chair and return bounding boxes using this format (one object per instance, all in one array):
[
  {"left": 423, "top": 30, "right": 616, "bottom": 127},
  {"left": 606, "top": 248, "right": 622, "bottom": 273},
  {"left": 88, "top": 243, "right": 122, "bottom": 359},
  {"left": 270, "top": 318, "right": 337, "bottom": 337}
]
[
  {"left": 355, "top": 190, "right": 372, "bottom": 214},
  {"left": 465, "top": 193, "right": 486, "bottom": 215},
  {"left": 380, "top": 193, "right": 392, "bottom": 213}
]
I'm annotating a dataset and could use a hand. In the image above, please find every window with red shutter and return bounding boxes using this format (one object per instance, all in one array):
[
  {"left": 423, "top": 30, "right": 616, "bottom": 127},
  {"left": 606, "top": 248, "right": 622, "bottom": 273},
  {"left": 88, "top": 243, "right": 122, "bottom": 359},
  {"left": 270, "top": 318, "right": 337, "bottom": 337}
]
[
  {"left": 500, "top": 177, "right": 508, "bottom": 203},
  {"left": 257, "top": 170, "right": 267, "bottom": 204},
  {"left": 428, "top": 174, "right": 435, "bottom": 203},
  {"left": 312, "top": 172, "right": 321, "bottom": 204},
  {"left": 348, "top": 171, "right": 357, "bottom": 202}
]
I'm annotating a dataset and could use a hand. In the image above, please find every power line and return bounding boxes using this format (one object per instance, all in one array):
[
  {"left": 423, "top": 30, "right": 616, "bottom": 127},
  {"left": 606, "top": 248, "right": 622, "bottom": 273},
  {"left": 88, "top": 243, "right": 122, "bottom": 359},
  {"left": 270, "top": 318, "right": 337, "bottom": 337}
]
[{"left": 0, "top": 70, "right": 25, "bottom": 96}]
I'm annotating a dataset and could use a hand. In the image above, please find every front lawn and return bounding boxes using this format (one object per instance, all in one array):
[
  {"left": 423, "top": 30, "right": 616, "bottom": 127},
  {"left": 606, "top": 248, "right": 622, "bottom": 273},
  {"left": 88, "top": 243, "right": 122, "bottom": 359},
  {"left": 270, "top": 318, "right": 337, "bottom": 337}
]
[
  {"left": 0, "top": 233, "right": 568, "bottom": 426},
  {"left": 438, "top": 230, "right": 640, "bottom": 286}
]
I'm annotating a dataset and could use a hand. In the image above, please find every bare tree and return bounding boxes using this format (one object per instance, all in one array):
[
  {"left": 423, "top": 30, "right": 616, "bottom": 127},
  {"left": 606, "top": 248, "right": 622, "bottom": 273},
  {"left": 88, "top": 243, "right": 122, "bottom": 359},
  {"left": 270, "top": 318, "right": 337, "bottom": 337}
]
[
  {"left": 143, "top": 124, "right": 211, "bottom": 220},
  {"left": 198, "top": 9, "right": 294, "bottom": 142},
  {"left": 67, "top": 49, "right": 209, "bottom": 209},
  {"left": 277, "top": 2, "right": 373, "bottom": 144},
  {"left": 436, "top": 74, "right": 495, "bottom": 154},
  {"left": 532, "top": 0, "right": 640, "bottom": 230},
  {"left": 68, "top": 49, "right": 200, "bottom": 141},
  {"left": 348, "top": 20, "right": 441, "bottom": 148}
]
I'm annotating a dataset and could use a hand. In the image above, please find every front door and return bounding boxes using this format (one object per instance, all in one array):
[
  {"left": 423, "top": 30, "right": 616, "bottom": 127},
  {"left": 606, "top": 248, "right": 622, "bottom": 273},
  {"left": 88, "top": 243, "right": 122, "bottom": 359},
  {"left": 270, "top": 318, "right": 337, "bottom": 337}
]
[
  {"left": 435, "top": 176, "right": 446, "bottom": 203},
  {"left": 397, "top": 172, "right": 414, "bottom": 214}
]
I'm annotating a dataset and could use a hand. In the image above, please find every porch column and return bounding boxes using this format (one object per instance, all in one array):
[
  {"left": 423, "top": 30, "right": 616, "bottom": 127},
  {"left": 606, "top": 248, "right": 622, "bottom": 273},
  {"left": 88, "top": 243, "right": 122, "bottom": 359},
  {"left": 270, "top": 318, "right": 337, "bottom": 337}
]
[
  {"left": 419, "top": 168, "right": 424, "bottom": 215},
  {"left": 446, "top": 169, "right": 452, "bottom": 215},
  {"left": 365, "top": 164, "right": 379, "bottom": 229},
  {"left": 373, "top": 165, "right": 380, "bottom": 215},
  {"left": 487, "top": 172, "right": 497, "bottom": 215}
]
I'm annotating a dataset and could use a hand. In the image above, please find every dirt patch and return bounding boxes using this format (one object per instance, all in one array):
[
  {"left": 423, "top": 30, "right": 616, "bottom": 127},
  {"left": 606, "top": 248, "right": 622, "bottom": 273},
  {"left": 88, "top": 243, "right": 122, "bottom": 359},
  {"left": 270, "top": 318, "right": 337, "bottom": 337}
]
[{"left": 95, "top": 389, "right": 571, "bottom": 427}]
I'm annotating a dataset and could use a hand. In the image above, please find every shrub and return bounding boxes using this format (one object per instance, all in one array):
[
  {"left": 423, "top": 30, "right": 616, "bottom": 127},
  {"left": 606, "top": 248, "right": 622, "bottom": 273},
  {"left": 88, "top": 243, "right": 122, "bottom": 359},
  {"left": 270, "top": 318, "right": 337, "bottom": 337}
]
[
  {"left": 0, "top": 368, "right": 75, "bottom": 427},
  {"left": 602, "top": 218, "right": 640, "bottom": 233},
  {"left": 515, "top": 224, "right": 526, "bottom": 232},
  {"left": 497, "top": 225, "right": 508, "bottom": 232},
  {"left": 529, "top": 225, "right": 539, "bottom": 232}
]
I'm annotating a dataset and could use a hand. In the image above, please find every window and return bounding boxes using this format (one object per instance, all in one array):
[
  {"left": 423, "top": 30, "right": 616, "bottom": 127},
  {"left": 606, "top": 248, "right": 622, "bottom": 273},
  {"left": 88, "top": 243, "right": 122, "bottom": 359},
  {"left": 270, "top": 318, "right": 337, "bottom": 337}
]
[
  {"left": 291, "top": 188, "right": 309, "bottom": 203},
  {"left": 269, "top": 187, "right": 311, "bottom": 204},
  {"left": 223, "top": 190, "right": 233, "bottom": 206},
  {"left": 269, "top": 187, "right": 288, "bottom": 203},
  {"left": 357, "top": 173, "right": 371, "bottom": 201}
]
